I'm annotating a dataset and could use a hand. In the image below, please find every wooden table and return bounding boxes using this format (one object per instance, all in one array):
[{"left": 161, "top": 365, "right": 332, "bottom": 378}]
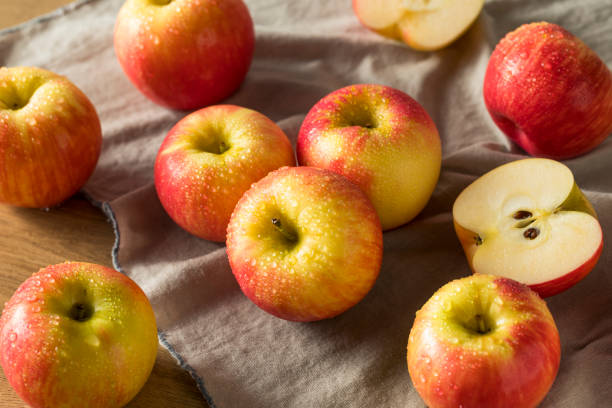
[{"left": 0, "top": 2, "right": 207, "bottom": 407}]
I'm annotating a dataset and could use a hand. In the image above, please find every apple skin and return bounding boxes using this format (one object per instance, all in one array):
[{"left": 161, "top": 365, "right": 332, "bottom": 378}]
[
  {"left": 226, "top": 166, "right": 383, "bottom": 322},
  {"left": 297, "top": 84, "right": 441, "bottom": 230},
  {"left": 0, "top": 66, "right": 102, "bottom": 208},
  {"left": 0, "top": 262, "right": 158, "bottom": 408},
  {"left": 154, "top": 105, "right": 295, "bottom": 242},
  {"left": 407, "top": 274, "right": 561, "bottom": 408},
  {"left": 484, "top": 22, "right": 612, "bottom": 159},
  {"left": 114, "top": 0, "right": 255, "bottom": 110}
]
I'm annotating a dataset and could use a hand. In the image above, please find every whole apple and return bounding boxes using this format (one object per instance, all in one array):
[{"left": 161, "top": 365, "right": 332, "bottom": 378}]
[
  {"left": 0, "top": 66, "right": 102, "bottom": 208},
  {"left": 114, "top": 0, "right": 255, "bottom": 110},
  {"left": 407, "top": 274, "right": 561, "bottom": 408},
  {"left": 352, "top": 0, "right": 484, "bottom": 51},
  {"left": 226, "top": 166, "right": 383, "bottom": 322},
  {"left": 297, "top": 84, "right": 441, "bottom": 230},
  {"left": 484, "top": 22, "right": 612, "bottom": 159},
  {"left": 453, "top": 158, "right": 602, "bottom": 297},
  {"left": 0, "top": 262, "right": 158, "bottom": 408},
  {"left": 155, "top": 104, "right": 295, "bottom": 242}
]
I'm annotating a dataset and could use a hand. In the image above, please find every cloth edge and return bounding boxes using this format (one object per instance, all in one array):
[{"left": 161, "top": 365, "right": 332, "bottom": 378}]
[
  {"left": 0, "top": 0, "right": 98, "bottom": 37},
  {"left": 84, "top": 195, "right": 217, "bottom": 408}
]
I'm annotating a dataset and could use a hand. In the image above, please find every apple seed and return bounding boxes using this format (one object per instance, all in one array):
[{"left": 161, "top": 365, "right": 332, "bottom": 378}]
[
  {"left": 523, "top": 227, "right": 539, "bottom": 240},
  {"left": 513, "top": 210, "right": 532, "bottom": 219},
  {"left": 474, "top": 235, "right": 483, "bottom": 246}
]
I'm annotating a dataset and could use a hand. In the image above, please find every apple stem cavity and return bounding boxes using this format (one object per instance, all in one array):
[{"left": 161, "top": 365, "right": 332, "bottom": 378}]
[
  {"left": 272, "top": 218, "right": 298, "bottom": 243},
  {"left": 69, "top": 302, "right": 94, "bottom": 322}
]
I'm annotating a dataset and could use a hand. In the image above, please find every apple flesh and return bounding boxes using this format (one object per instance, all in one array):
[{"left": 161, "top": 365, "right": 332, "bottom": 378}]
[
  {"left": 0, "top": 262, "right": 158, "bottom": 408},
  {"left": 0, "top": 66, "right": 102, "bottom": 208},
  {"left": 408, "top": 274, "right": 561, "bottom": 408},
  {"left": 453, "top": 158, "right": 603, "bottom": 297},
  {"left": 484, "top": 22, "right": 612, "bottom": 159},
  {"left": 226, "top": 166, "right": 383, "bottom": 322},
  {"left": 155, "top": 105, "right": 295, "bottom": 242},
  {"left": 114, "top": 0, "right": 255, "bottom": 110},
  {"left": 353, "top": 0, "right": 484, "bottom": 51},
  {"left": 297, "top": 84, "right": 441, "bottom": 230}
]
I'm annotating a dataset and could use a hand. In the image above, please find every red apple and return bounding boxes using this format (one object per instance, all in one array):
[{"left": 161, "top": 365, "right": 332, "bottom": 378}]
[
  {"left": 226, "top": 166, "right": 383, "bottom": 322},
  {"left": 452, "top": 158, "right": 603, "bottom": 297},
  {"left": 0, "top": 66, "right": 102, "bottom": 208},
  {"left": 155, "top": 104, "right": 295, "bottom": 242},
  {"left": 0, "top": 262, "right": 158, "bottom": 408},
  {"left": 114, "top": 0, "right": 255, "bottom": 110},
  {"left": 297, "top": 84, "right": 441, "bottom": 230},
  {"left": 484, "top": 22, "right": 612, "bottom": 159},
  {"left": 407, "top": 274, "right": 561, "bottom": 408}
]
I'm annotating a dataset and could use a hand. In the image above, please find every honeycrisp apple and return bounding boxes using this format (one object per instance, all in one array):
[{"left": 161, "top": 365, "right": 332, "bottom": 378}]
[
  {"left": 114, "top": 0, "right": 255, "bottom": 110},
  {"left": 484, "top": 22, "right": 612, "bottom": 159},
  {"left": 453, "top": 158, "right": 603, "bottom": 297},
  {"left": 226, "top": 166, "right": 383, "bottom": 322},
  {"left": 407, "top": 274, "right": 561, "bottom": 408},
  {"left": 0, "top": 262, "right": 158, "bottom": 408},
  {"left": 353, "top": 0, "right": 484, "bottom": 51},
  {"left": 0, "top": 66, "right": 102, "bottom": 208},
  {"left": 297, "top": 84, "right": 441, "bottom": 230},
  {"left": 155, "top": 105, "right": 295, "bottom": 242}
]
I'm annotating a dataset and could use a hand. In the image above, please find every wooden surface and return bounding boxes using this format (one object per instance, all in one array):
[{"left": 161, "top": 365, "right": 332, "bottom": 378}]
[{"left": 0, "top": 2, "right": 207, "bottom": 407}]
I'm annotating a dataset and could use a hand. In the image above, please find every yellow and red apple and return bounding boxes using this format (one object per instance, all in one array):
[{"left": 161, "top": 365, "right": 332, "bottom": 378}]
[
  {"left": 226, "top": 166, "right": 383, "bottom": 322},
  {"left": 154, "top": 105, "right": 295, "bottom": 242},
  {"left": 408, "top": 274, "right": 561, "bottom": 408},
  {"left": 297, "top": 84, "right": 441, "bottom": 230},
  {"left": 453, "top": 158, "right": 603, "bottom": 297},
  {"left": 0, "top": 262, "right": 158, "bottom": 408},
  {"left": 114, "top": 0, "right": 255, "bottom": 110},
  {"left": 0, "top": 66, "right": 102, "bottom": 208},
  {"left": 353, "top": 0, "right": 484, "bottom": 51},
  {"left": 484, "top": 22, "right": 612, "bottom": 159}
]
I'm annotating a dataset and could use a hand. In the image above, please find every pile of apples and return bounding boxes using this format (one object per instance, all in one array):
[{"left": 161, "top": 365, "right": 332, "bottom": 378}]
[{"left": 0, "top": 0, "right": 611, "bottom": 407}]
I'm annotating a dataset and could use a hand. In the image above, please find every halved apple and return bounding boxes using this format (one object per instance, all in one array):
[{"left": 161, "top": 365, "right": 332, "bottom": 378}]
[
  {"left": 452, "top": 158, "right": 603, "bottom": 297},
  {"left": 353, "top": 0, "right": 484, "bottom": 51}
]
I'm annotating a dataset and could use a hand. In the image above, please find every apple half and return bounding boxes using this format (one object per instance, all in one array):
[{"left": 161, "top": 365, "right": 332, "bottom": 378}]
[
  {"left": 452, "top": 158, "right": 602, "bottom": 297},
  {"left": 353, "top": 0, "right": 484, "bottom": 51}
]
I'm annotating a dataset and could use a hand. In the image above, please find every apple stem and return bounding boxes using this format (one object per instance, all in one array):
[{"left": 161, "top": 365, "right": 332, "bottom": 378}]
[
  {"left": 475, "top": 314, "right": 489, "bottom": 334},
  {"left": 272, "top": 218, "right": 297, "bottom": 242}
]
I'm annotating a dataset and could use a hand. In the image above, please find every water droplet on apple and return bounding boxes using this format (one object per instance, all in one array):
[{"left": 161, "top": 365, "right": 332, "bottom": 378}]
[{"left": 9, "top": 332, "right": 17, "bottom": 342}]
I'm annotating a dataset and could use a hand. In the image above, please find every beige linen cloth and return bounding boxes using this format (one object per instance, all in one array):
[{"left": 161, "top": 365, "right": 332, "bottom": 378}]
[{"left": 2, "top": 0, "right": 612, "bottom": 406}]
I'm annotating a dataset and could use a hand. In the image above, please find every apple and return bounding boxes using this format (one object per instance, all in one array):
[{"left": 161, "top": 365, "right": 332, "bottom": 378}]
[
  {"left": 155, "top": 104, "right": 295, "bottom": 242},
  {"left": 114, "top": 0, "right": 255, "bottom": 110},
  {"left": 484, "top": 22, "right": 612, "bottom": 159},
  {"left": 226, "top": 166, "right": 383, "bottom": 322},
  {"left": 297, "top": 84, "right": 441, "bottom": 230},
  {"left": 0, "top": 66, "right": 102, "bottom": 208},
  {"left": 0, "top": 262, "right": 158, "bottom": 408},
  {"left": 352, "top": 0, "right": 484, "bottom": 51},
  {"left": 453, "top": 158, "right": 603, "bottom": 298},
  {"left": 407, "top": 274, "right": 561, "bottom": 408}
]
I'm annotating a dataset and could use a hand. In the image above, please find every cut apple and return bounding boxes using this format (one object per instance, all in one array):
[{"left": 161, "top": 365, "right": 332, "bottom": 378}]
[
  {"left": 453, "top": 158, "right": 603, "bottom": 297},
  {"left": 353, "top": 0, "right": 484, "bottom": 51}
]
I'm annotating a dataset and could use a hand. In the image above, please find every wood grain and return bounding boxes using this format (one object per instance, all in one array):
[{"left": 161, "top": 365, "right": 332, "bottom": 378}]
[{"left": 0, "top": 2, "right": 207, "bottom": 407}]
